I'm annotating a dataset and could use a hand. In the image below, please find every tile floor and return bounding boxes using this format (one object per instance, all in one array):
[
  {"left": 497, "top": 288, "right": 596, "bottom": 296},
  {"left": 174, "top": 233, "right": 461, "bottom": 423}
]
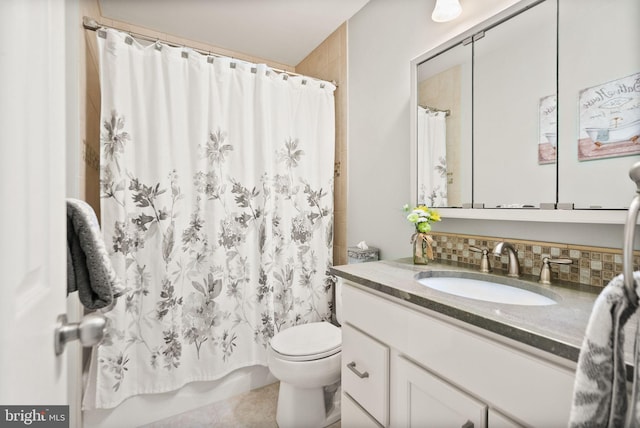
[{"left": 141, "top": 382, "right": 341, "bottom": 428}]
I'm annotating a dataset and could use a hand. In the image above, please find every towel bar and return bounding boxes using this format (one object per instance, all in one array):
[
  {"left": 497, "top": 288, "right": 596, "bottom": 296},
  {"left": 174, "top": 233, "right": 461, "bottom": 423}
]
[{"left": 623, "top": 161, "right": 640, "bottom": 306}]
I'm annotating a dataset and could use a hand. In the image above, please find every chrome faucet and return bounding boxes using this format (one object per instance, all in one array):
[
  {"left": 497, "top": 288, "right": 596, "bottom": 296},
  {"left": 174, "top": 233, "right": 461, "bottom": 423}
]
[{"left": 493, "top": 242, "right": 520, "bottom": 277}]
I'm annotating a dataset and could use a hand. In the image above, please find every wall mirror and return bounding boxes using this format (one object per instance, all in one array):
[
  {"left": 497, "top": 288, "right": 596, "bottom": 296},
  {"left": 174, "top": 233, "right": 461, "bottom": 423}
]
[
  {"left": 557, "top": 0, "right": 640, "bottom": 209},
  {"left": 416, "top": 41, "right": 472, "bottom": 207},
  {"left": 413, "top": 0, "right": 640, "bottom": 216},
  {"left": 473, "top": 0, "right": 556, "bottom": 208}
]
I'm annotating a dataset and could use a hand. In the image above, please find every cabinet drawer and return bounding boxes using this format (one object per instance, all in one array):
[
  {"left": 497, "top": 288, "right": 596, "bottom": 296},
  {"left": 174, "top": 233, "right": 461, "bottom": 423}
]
[{"left": 342, "top": 323, "right": 389, "bottom": 426}]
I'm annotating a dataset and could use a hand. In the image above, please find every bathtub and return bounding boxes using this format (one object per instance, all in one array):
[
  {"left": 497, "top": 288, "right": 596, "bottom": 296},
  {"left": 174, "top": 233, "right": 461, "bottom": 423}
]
[
  {"left": 544, "top": 132, "right": 557, "bottom": 147},
  {"left": 585, "top": 118, "right": 640, "bottom": 144}
]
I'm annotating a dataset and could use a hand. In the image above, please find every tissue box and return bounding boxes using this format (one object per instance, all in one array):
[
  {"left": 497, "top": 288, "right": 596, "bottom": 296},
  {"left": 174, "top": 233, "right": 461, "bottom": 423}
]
[{"left": 348, "top": 246, "right": 379, "bottom": 264}]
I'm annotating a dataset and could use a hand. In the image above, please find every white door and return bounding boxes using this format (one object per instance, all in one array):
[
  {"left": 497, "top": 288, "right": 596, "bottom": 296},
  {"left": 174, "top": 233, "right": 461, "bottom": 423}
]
[{"left": 0, "top": 0, "right": 69, "bottom": 415}]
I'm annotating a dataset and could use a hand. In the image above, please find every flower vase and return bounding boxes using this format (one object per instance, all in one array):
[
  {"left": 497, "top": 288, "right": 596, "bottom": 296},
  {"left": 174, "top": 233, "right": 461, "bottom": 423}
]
[{"left": 412, "top": 233, "right": 433, "bottom": 265}]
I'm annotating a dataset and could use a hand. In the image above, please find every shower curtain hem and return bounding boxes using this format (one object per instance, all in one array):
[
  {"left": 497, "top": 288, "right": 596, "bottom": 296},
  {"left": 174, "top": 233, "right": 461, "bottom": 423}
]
[{"left": 83, "top": 359, "right": 270, "bottom": 410}]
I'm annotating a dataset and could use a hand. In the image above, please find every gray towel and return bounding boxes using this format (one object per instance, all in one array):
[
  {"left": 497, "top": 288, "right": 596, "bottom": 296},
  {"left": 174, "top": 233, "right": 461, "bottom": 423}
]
[
  {"left": 569, "top": 272, "right": 640, "bottom": 427},
  {"left": 67, "top": 198, "right": 122, "bottom": 310}
]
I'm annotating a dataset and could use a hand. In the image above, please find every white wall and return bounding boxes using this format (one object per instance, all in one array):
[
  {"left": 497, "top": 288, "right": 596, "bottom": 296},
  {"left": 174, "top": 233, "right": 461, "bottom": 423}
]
[{"left": 347, "top": 0, "right": 520, "bottom": 259}]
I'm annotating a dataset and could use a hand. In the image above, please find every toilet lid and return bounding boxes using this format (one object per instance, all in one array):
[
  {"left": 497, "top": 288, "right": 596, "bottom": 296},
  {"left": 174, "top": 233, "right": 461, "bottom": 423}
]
[{"left": 270, "top": 322, "right": 341, "bottom": 361}]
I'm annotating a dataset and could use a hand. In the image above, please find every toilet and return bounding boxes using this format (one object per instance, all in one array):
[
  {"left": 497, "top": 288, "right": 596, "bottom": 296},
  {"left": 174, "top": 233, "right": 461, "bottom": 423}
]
[{"left": 267, "top": 280, "right": 343, "bottom": 428}]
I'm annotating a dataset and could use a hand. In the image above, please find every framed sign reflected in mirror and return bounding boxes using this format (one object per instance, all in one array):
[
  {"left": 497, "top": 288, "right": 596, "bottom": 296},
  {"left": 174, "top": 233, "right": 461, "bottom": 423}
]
[{"left": 577, "top": 72, "right": 640, "bottom": 162}]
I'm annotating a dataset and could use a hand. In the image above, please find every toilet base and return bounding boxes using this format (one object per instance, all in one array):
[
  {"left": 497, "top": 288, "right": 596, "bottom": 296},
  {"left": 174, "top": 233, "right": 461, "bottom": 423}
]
[
  {"left": 324, "top": 384, "right": 341, "bottom": 427},
  {"left": 276, "top": 381, "right": 341, "bottom": 428}
]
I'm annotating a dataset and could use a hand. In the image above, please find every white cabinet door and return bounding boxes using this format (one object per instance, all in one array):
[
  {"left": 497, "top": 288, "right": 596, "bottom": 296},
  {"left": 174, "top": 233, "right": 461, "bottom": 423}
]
[
  {"left": 394, "top": 356, "right": 487, "bottom": 428},
  {"left": 343, "top": 393, "right": 384, "bottom": 428}
]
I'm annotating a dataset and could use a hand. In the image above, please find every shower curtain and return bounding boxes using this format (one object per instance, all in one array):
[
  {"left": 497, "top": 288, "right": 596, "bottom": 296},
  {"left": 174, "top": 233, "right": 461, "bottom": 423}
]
[
  {"left": 417, "top": 107, "right": 448, "bottom": 207},
  {"left": 83, "top": 28, "right": 335, "bottom": 409}
]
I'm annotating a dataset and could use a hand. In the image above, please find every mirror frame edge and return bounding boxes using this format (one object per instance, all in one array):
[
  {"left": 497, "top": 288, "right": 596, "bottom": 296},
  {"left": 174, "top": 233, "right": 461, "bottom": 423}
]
[{"left": 436, "top": 207, "right": 628, "bottom": 224}]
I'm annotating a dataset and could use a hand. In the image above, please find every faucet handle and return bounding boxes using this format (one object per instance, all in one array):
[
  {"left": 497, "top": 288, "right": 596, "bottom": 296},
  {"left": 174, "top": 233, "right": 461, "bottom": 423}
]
[
  {"left": 545, "top": 257, "right": 573, "bottom": 265},
  {"left": 539, "top": 257, "right": 573, "bottom": 285},
  {"left": 469, "top": 246, "right": 492, "bottom": 273}
]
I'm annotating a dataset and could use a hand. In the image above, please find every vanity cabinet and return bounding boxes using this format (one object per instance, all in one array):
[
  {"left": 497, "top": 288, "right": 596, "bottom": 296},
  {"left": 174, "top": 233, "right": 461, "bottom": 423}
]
[{"left": 341, "top": 280, "right": 576, "bottom": 427}]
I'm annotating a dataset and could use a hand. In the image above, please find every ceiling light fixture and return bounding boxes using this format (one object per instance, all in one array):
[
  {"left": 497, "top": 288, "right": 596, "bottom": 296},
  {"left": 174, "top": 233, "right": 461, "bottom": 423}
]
[{"left": 431, "top": 0, "right": 462, "bottom": 22}]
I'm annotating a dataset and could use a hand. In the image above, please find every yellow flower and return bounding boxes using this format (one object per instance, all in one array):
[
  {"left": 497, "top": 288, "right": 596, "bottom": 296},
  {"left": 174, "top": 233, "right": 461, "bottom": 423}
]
[{"left": 403, "top": 204, "right": 442, "bottom": 230}]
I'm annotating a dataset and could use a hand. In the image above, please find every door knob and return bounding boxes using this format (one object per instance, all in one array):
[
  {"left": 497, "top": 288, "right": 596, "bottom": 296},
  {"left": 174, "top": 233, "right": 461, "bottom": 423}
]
[{"left": 54, "top": 312, "right": 106, "bottom": 356}]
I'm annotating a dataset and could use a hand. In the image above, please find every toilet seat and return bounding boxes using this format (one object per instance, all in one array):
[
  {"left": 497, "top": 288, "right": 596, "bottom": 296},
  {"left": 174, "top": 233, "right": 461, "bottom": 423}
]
[{"left": 270, "top": 322, "right": 341, "bottom": 362}]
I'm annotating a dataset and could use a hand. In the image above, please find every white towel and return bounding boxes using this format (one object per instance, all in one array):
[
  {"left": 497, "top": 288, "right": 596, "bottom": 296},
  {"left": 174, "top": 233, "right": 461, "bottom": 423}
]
[{"left": 569, "top": 272, "right": 640, "bottom": 427}]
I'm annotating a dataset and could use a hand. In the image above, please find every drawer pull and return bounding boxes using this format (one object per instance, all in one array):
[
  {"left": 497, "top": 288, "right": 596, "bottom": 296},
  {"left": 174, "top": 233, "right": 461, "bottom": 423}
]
[
  {"left": 347, "top": 361, "right": 369, "bottom": 379},
  {"left": 461, "top": 420, "right": 474, "bottom": 428}
]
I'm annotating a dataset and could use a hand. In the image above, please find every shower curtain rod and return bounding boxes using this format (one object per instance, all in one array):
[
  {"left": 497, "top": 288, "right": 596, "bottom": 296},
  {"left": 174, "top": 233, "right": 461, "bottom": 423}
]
[
  {"left": 82, "top": 17, "right": 337, "bottom": 87},
  {"left": 419, "top": 104, "right": 451, "bottom": 116}
]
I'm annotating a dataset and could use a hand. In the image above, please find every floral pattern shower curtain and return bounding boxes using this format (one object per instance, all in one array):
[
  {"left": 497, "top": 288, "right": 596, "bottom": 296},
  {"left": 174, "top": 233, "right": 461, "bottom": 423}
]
[
  {"left": 417, "top": 107, "right": 448, "bottom": 207},
  {"left": 83, "top": 29, "right": 335, "bottom": 409}
]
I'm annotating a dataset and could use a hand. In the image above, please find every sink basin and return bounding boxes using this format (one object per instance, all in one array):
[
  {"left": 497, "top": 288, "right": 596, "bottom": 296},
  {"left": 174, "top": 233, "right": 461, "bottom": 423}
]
[{"left": 416, "top": 275, "right": 557, "bottom": 306}]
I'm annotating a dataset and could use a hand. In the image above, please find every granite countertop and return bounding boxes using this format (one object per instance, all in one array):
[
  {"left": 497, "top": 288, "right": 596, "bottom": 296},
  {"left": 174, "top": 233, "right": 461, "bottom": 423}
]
[{"left": 330, "top": 258, "right": 638, "bottom": 371}]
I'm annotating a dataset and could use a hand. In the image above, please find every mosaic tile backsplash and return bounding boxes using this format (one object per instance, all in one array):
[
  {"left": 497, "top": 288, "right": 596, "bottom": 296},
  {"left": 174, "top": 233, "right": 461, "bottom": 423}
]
[{"left": 431, "top": 232, "right": 640, "bottom": 288}]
